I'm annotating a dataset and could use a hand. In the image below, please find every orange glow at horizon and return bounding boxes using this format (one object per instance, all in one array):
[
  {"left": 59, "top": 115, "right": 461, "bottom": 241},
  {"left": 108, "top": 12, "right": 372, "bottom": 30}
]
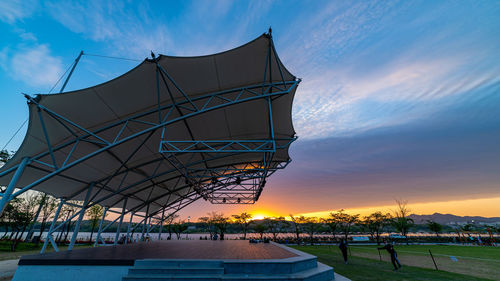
[
  {"left": 224, "top": 197, "right": 500, "bottom": 221},
  {"left": 248, "top": 210, "right": 281, "bottom": 221},
  {"left": 180, "top": 196, "right": 500, "bottom": 222},
  {"left": 292, "top": 196, "right": 500, "bottom": 219}
]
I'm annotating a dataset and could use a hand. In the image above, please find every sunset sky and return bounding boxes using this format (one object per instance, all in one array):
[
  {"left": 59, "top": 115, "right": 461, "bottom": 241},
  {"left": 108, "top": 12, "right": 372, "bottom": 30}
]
[{"left": 1, "top": 1, "right": 499, "bottom": 220}]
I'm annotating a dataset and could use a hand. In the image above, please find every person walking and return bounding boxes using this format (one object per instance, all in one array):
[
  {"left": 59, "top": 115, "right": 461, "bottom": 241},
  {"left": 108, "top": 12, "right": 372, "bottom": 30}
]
[
  {"left": 378, "top": 241, "right": 402, "bottom": 270},
  {"left": 339, "top": 239, "right": 349, "bottom": 264}
]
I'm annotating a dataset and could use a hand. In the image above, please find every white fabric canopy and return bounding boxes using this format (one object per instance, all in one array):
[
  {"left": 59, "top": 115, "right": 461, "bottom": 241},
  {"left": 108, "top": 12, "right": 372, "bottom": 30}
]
[{"left": 0, "top": 34, "right": 298, "bottom": 213}]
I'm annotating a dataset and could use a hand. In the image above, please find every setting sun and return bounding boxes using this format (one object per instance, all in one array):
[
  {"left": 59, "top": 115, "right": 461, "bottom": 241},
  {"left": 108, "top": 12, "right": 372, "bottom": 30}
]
[
  {"left": 249, "top": 210, "right": 277, "bottom": 220},
  {"left": 252, "top": 215, "right": 265, "bottom": 220}
]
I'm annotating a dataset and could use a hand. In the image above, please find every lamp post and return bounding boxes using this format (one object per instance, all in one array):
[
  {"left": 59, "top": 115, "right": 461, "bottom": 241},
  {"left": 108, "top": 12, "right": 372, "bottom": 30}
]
[{"left": 186, "top": 216, "right": 191, "bottom": 240}]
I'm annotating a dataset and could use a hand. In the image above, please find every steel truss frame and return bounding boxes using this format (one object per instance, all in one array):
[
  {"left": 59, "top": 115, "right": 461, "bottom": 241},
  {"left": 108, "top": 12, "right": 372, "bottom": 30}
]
[{"left": 0, "top": 30, "right": 299, "bottom": 253}]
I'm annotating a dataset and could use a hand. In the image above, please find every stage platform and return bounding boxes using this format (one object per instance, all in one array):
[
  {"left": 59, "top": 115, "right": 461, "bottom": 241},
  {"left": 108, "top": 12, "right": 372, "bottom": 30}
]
[
  {"left": 14, "top": 240, "right": 335, "bottom": 281},
  {"left": 19, "top": 240, "right": 297, "bottom": 266}
]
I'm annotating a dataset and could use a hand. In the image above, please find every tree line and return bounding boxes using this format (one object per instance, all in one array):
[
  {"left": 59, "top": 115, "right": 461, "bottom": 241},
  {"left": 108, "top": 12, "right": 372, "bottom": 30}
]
[
  {"left": 193, "top": 199, "right": 499, "bottom": 246},
  {"left": 195, "top": 205, "right": 400, "bottom": 245}
]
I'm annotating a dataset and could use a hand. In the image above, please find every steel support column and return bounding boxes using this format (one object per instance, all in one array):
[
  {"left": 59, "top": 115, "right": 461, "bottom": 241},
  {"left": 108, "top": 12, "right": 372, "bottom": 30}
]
[
  {"left": 146, "top": 216, "right": 152, "bottom": 236},
  {"left": 68, "top": 183, "right": 94, "bottom": 250},
  {"left": 93, "top": 207, "right": 108, "bottom": 247},
  {"left": 158, "top": 209, "right": 165, "bottom": 240},
  {"left": 60, "top": 51, "right": 84, "bottom": 93},
  {"left": 114, "top": 198, "right": 128, "bottom": 245},
  {"left": 0, "top": 157, "right": 30, "bottom": 215},
  {"left": 41, "top": 199, "right": 63, "bottom": 253},
  {"left": 125, "top": 212, "right": 134, "bottom": 244},
  {"left": 141, "top": 204, "right": 150, "bottom": 240}
]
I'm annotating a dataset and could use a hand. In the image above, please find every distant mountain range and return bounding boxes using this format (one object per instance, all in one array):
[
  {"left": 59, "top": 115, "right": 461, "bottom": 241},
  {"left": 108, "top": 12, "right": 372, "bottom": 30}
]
[{"left": 409, "top": 213, "right": 500, "bottom": 225}]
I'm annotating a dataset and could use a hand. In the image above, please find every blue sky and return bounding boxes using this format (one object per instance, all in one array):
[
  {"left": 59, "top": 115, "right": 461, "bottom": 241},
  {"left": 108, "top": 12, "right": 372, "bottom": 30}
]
[{"left": 1, "top": 0, "right": 499, "bottom": 216}]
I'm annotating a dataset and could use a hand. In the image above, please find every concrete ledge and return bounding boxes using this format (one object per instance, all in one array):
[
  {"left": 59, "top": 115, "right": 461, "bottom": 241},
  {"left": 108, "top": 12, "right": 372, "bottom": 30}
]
[{"left": 13, "top": 265, "right": 131, "bottom": 281}]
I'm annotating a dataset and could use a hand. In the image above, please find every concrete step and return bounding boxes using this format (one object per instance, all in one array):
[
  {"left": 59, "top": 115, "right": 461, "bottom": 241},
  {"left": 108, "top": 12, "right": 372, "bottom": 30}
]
[
  {"left": 223, "top": 257, "right": 318, "bottom": 274},
  {"left": 295, "top": 262, "right": 334, "bottom": 281},
  {"left": 220, "top": 262, "right": 333, "bottom": 281},
  {"left": 123, "top": 274, "right": 222, "bottom": 281},
  {"left": 128, "top": 267, "right": 224, "bottom": 275},
  {"left": 134, "top": 260, "right": 224, "bottom": 268},
  {"left": 122, "top": 262, "right": 333, "bottom": 281}
]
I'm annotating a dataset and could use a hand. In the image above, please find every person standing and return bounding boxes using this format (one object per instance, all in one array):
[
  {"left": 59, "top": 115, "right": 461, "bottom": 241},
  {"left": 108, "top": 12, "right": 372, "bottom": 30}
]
[
  {"left": 379, "top": 241, "right": 402, "bottom": 270},
  {"left": 339, "top": 239, "right": 349, "bottom": 264}
]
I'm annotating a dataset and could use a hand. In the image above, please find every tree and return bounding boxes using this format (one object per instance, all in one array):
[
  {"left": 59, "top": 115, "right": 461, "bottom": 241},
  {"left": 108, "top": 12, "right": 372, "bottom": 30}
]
[
  {"left": 87, "top": 205, "right": 105, "bottom": 244},
  {"left": 321, "top": 215, "right": 339, "bottom": 240},
  {"left": 331, "top": 209, "right": 359, "bottom": 241},
  {"left": 232, "top": 212, "right": 253, "bottom": 240},
  {"left": 392, "top": 199, "right": 414, "bottom": 245},
  {"left": 211, "top": 212, "right": 229, "bottom": 240},
  {"left": 172, "top": 220, "right": 188, "bottom": 239},
  {"left": 164, "top": 213, "right": 179, "bottom": 239},
  {"left": 35, "top": 195, "right": 58, "bottom": 245},
  {"left": 10, "top": 199, "right": 33, "bottom": 242},
  {"left": 0, "top": 150, "right": 13, "bottom": 192},
  {"left": 10, "top": 195, "right": 38, "bottom": 251},
  {"left": 198, "top": 216, "right": 214, "bottom": 239},
  {"left": 362, "top": 212, "right": 392, "bottom": 245},
  {"left": 461, "top": 223, "right": 473, "bottom": 232},
  {"left": 0, "top": 202, "right": 17, "bottom": 239},
  {"left": 201, "top": 212, "right": 229, "bottom": 240},
  {"left": 426, "top": 220, "right": 443, "bottom": 237},
  {"left": 289, "top": 214, "right": 306, "bottom": 242},
  {"left": 253, "top": 222, "right": 268, "bottom": 240},
  {"left": 0, "top": 149, "right": 12, "bottom": 166},
  {"left": 302, "top": 217, "right": 319, "bottom": 245},
  {"left": 265, "top": 217, "right": 286, "bottom": 241}
]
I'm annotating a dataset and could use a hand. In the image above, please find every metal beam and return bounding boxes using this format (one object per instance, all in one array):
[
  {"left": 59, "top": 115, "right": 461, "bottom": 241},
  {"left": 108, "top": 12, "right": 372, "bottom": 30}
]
[
  {"left": 41, "top": 199, "right": 63, "bottom": 253},
  {"left": 68, "top": 183, "right": 94, "bottom": 250},
  {"left": 160, "top": 140, "right": 276, "bottom": 153},
  {"left": 124, "top": 212, "right": 134, "bottom": 244},
  {"left": 60, "top": 51, "right": 84, "bottom": 93},
  {"left": 0, "top": 157, "right": 29, "bottom": 215},
  {"left": 114, "top": 198, "right": 128, "bottom": 245},
  {"left": 93, "top": 207, "right": 108, "bottom": 247},
  {"left": 158, "top": 209, "right": 164, "bottom": 240}
]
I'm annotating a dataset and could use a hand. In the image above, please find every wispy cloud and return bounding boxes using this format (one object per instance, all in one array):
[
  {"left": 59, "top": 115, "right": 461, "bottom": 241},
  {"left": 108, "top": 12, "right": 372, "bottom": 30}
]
[
  {"left": 46, "top": 0, "right": 174, "bottom": 58},
  {"left": 0, "top": 0, "right": 38, "bottom": 24},
  {"left": 279, "top": 1, "right": 500, "bottom": 139},
  {"left": 0, "top": 44, "right": 63, "bottom": 87},
  {"left": 293, "top": 60, "right": 499, "bottom": 139},
  {"left": 45, "top": 1, "right": 120, "bottom": 41}
]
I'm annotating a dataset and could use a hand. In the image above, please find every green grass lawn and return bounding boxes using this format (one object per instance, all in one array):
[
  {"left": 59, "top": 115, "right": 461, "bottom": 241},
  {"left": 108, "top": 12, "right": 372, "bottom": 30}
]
[
  {"left": 352, "top": 244, "right": 500, "bottom": 260},
  {"left": 291, "top": 245, "right": 498, "bottom": 281},
  {"left": 0, "top": 241, "right": 91, "bottom": 261},
  {"left": 349, "top": 245, "right": 500, "bottom": 280}
]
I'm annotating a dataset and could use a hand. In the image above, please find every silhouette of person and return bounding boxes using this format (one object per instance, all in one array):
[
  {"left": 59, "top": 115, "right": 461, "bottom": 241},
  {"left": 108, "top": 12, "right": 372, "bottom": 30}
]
[
  {"left": 379, "top": 241, "right": 402, "bottom": 270},
  {"left": 339, "top": 239, "right": 348, "bottom": 264}
]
